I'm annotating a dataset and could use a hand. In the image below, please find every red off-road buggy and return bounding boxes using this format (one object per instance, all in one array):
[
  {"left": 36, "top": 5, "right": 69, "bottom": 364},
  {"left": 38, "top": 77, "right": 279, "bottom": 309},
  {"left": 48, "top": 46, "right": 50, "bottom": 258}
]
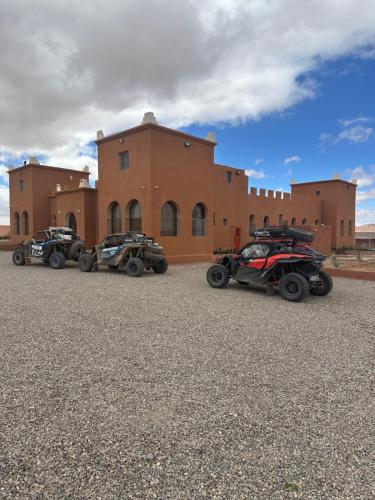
[{"left": 207, "top": 227, "right": 333, "bottom": 302}]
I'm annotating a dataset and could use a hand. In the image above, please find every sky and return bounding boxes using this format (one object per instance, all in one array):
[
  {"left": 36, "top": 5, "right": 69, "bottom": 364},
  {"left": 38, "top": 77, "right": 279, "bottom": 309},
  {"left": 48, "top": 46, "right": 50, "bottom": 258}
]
[{"left": 1, "top": 0, "right": 375, "bottom": 226}]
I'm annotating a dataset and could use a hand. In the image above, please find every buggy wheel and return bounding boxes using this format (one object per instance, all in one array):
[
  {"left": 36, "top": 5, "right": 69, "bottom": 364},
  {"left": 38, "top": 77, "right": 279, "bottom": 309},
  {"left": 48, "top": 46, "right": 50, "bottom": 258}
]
[
  {"left": 206, "top": 264, "right": 230, "bottom": 288},
  {"left": 69, "top": 241, "right": 84, "bottom": 261},
  {"left": 50, "top": 251, "right": 65, "bottom": 270},
  {"left": 12, "top": 250, "right": 25, "bottom": 266},
  {"left": 152, "top": 257, "right": 168, "bottom": 274},
  {"left": 279, "top": 272, "right": 309, "bottom": 302},
  {"left": 310, "top": 270, "right": 333, "bottom": 296},
  {"left": 125, "top": 257, "right": 144, "bottom": 277},
  {"left": 79, "top": 253, "right": 94, "bottom": 272}
]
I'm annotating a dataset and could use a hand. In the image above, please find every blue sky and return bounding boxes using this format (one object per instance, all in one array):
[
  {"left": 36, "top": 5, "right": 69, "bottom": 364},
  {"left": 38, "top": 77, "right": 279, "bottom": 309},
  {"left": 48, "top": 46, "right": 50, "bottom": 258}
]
[
  {"left": 1, "top": 0, "right": 375, "bottom": 226},
  {"left": 183, "top": 56, "right": 375, "bottom": 225}
]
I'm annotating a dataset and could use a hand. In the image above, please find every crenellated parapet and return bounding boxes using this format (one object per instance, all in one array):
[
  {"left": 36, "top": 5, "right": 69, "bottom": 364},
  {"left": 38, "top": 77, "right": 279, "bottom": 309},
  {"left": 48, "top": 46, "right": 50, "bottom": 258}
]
[{"left": 248, "top": 186, "right": 291, "bottom": 200}]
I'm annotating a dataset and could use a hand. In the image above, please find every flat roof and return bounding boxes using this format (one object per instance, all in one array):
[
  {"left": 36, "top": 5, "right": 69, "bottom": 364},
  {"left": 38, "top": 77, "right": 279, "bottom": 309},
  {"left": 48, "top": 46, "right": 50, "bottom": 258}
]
[
  {"left": 355, "top": 232, "right": 375, "bottom": 239},
  {"left": 291, "top": 179, "right": 357, "bottom": 187},
  {"left": 95, "top": 122, "right": 217, "bottom": 147},
  {"left": 8, "top": 163, "right": 90, "bottom": 175},
  {"left": 48, "top": 186, "right": 97, "bottom": 198},
  {"left": 214, "top": 163, "right": 244, "bottom": 173}
]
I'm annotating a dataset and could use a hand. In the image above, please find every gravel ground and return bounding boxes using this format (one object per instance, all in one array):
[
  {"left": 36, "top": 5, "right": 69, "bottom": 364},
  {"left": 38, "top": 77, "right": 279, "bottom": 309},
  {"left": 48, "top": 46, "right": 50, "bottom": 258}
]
[{"left": 0, "top": 252, "right": 374, "bottom": 499}]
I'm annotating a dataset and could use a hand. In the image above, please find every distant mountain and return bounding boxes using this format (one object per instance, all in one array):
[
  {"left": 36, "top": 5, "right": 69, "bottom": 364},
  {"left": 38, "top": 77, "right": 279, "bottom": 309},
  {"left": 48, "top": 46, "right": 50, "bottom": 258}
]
[{"left": 356, "top": 224, "right": 375, "bottom": 232}]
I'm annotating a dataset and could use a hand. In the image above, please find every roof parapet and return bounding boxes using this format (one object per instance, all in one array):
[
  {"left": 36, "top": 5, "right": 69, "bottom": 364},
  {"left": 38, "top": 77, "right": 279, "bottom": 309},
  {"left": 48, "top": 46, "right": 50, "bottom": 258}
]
[{"left": 248, "top": 186, "right": 291, "bottom": 200}]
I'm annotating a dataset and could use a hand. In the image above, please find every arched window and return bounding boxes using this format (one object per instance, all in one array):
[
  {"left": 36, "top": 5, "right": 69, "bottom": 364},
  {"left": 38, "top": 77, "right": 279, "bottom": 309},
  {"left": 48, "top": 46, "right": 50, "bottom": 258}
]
[
  {"left": 340, "top": 220, "right": 344, "bottom": 237},
  {"left": 51, "top": 214, "right": 57, "bottom": 226},
  {"left": 263, "top": 215, "right": 270, "bottom": 228},
  {"left": 315, "top": 219, "right": 319, "bottom": 225},
  {"left": 249, "top": 214, "right": 256, "bottom": 235},
  {"left": 278, "top": 214, "right": 283, "bottom": 226},
  {"left": 161, "top": 201, "right": 179, "bottom": 236},
  {"left": 192, "top": 203, "right": 208, "bottom": 236},
  {"left": 127, "top": 200, "right": 142, "bottom": 231},
  {"left": 348, "top": 220, "right": 352, "bottom": 237},
  {"left": 108, "top": 202, "right": 121, "bottom": 233},
  {"left": 21, "top": 211, "right": 29, "bottom": 235},
  {"left": 291, "top": 217, "right": 296, "bottom": 225},
  {"left": 66, "top": 212, "right": 77, "bottom": 232},
  {"left": 302, "top": 218, "right": 307, "bottom": 225},
  {"left": 14, "top": 212, "right": 20, "bottom": 235}
]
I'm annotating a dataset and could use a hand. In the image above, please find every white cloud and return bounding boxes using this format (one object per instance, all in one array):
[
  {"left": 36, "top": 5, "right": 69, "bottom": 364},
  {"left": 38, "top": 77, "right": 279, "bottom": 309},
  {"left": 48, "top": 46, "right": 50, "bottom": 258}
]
[
  {"left": 339, "top": 116, "right": 372, "bottom": 127},
  {"left": 321, "top": 117, "right": 374, "bottom": 147},
  {"left": 347, "top": 165, "right": 375, "bottom": 187},
  {"left": 254, "top": 158, "right": 264, "bottom": 165},
  {"left": 46, "top": 144, "right": 98, "bottom": 182},
  {"left": 284, "top": 155, "right": 301, "bottom": 165},
  {"left": 336, "top": 125, "right": 374, "bottom": 143},
  {"left": 0, "top": 185, "right": 9, "bottom": 225},
  {"left": 356, "top": 206, "right": 375, "bottom": 224},
  {"left": 0, "top": 0, "right": 375, "bottom": 168},
  {"left": 357, "top": 188, "right": 375, "bottom": 202},
  {"left": 245, "top": 169, "right": 266, "bottom": 179}
]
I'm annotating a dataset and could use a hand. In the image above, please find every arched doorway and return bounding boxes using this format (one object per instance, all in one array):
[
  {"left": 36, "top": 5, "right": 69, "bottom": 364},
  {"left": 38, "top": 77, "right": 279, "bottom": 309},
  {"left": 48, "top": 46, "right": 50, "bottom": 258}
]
[
  {"left": 107, "top": 202, "right": 121, "bottom": 233},
  {"left": 263, "top": 215, "right": 270, "bottom": 228},
  {"left": 192, "top": 203, "right": 207, "bottom": 236},
  {"left": 21, "top": 211, "right": 29, "bottom": 235},
  {"left": 249, "top": 215, "right": 256, "bottom": 234},
  {"left": 66, "top": 212, "right": 77, "bottom": 232},
  {"left": 340, "top": 220, "right": 344, "bottom": 237},
  {"left": 127, "top": 200, "right": 142, "bottom": 231},
  {"left": 161, "top": 201, "right": 179, "bottom": 236},
  {"left": 14, "top": 212, "right": 20, "bottom": 235}
]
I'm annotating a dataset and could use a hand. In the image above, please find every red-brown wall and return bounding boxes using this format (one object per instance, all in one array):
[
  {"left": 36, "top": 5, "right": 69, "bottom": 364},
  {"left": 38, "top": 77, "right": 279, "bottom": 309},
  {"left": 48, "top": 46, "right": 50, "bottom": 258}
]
[
  {"left": 52, "top": 188, "right": 98, "bottom": 246},
  {"left": 0, "top": 225, "right": 10, "bottom": 238},
  {"left": 9, "top": 166, "right": 34, "bottom": 242},
  {"left": 9, "top": 164, "right": 90, "bottom": 243},
  {"left": 96, "top": 127, "right": 153, "bottom": 240},
  {"left": 213, "top": 167, "right": 322, "bottom": 251},
  {"left": 149, "top": 127, "right": 215, "bottom": 261},
  {"left": 292, "top": 180, "right": 356, "bottom": 248}
]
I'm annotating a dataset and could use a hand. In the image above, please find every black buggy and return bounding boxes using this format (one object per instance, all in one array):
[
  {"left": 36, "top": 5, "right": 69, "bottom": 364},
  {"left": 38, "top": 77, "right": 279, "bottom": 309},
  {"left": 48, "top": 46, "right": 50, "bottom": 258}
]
[
  {"left": 12, "top": 227, "right": 85, "bottom": 269},
  {"left": 79, "top": 232, "right": 168, "bottom": 277}
]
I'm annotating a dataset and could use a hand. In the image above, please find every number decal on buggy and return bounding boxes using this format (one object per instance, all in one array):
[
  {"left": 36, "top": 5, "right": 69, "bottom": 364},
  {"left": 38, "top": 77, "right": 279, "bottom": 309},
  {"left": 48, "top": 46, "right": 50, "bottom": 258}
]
[{"left": 31, "top": 245, "right": 44, "bottom": 257}]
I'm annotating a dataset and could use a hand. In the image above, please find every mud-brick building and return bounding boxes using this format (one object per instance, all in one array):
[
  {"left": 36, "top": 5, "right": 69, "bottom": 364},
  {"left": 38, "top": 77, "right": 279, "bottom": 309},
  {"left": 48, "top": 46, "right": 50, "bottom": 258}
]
[{"left": 7, "top": 114, "right": 356, "bottom": 262}]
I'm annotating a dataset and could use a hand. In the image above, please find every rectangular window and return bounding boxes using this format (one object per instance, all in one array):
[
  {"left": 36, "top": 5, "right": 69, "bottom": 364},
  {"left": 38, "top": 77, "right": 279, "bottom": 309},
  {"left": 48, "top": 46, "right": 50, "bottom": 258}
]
[
  {"left": 19, "top": 179, "right": 24, "bottom": 192},
  {"left": 316, "top": 190, "right": 320, "bottom": 196},
  {"left": 226, "top": 171, "right": 232, "bottom": 184},
  {"left": 119, "top": 151, "right": 129, "bottom": 170},
  {"left": 223, "top": 218, "right": 228, "bottom": 226}
]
